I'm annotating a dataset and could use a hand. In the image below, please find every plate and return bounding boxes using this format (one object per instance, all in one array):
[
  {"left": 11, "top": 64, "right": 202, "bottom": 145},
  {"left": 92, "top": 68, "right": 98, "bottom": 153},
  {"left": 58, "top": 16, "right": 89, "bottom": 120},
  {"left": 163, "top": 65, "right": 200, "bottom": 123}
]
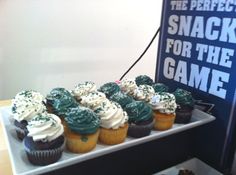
[{"left": 0, "top": 107, "right": 215, "bottom": 175}]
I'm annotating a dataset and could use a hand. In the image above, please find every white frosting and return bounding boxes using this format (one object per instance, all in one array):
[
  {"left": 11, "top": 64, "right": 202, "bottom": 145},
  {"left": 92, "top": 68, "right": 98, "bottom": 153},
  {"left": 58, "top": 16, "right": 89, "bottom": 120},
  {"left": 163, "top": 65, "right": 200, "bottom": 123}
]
[
  {"left": 119, "top": 79, "right": 138, "bottom": 96},
  {"left": 27, "top": 113, "right": 64, "bottom": 142},
  {"left": 12, "top": 100, "right": 46, "bottom": 122},
  {"left": 72, "top": 81, "right": 97, "bottom": 100},
  {"left": 94, "top": 101, "right": 128, "bottom": 129},
  {"left": 133, "top": 85, "right": 155, "bottom": 102},
  {"left": 80, "top": 91, "right": 108, "bottom": 109},
  {"left": 149, "top": 92, "right": 177, "bottom": 114},
  {"left": 13, "top": 90, "right": 44, "bottom": 103}
]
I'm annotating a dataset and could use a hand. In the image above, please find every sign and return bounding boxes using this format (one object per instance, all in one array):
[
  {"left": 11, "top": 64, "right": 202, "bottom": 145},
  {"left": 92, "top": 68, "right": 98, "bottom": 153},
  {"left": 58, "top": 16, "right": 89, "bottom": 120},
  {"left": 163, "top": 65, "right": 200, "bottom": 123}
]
[{"left": 156, "top": 0, "right": 236, "bottom": 172}]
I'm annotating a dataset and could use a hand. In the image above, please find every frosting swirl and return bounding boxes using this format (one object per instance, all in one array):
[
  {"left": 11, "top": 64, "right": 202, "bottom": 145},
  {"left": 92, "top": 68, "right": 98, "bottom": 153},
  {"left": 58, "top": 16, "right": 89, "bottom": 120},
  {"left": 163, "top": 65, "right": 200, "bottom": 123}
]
[
  {"left": 99, "top": 82, "right": 120, "bottom": 98},
  {"left": 152, "top": 83, "right": 169, "bottom": 93},
  {"left": 80, "top": 91, "right": 108, "bottom": 109},
  {"left": 72, "top": 81, "right": 97, "bottom": 100},
  {"left": 125, "top": 101, "right": 152, "bottom": 123},
  {"left": 150, "top": 92, "right": 177, "bottom": 114},
  {"left": 12, "top": 90, "right": 44, "bottom": 104},
  {"left": 46, "top": 88, "right": 78, "bottom": 116},
  {"left": 94, "top": 101, "right": 128, "bottom": 129},
  {"left": 27, "top": 113, "right": 64, "bottom": 142},
  {"left": 65, "top": 107, "right": 100, "bottom": 134},
  {"left": 119, "top": 79, "right": 138, "bottom": 96},
  {"left": 133, "top": 85, "right": 155, "bottom": 102},
  {"left": 173, "top": 88, "right": 194, "bottom": 107},
  {"left": 110, "top": 91, "right": 134, "bottom": 109},
  {"left": 135, "top": 75, "right": 153, "bottom": 86}
]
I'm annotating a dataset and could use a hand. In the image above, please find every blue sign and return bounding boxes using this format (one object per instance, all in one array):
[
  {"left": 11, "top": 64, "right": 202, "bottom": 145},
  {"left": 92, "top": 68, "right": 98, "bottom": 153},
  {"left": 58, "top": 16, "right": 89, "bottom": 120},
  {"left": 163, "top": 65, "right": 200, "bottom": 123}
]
[{"left": 156, "top": 0, "right": 236, "bottom": 172}]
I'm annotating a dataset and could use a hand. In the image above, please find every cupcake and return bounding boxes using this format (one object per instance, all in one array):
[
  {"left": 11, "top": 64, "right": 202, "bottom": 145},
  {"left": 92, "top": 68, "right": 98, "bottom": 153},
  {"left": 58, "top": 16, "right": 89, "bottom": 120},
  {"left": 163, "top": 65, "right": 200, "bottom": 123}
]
[
  {"left": 99, "top": 82, "right": 120, "bottom": 98},
  {"left": 80, "top": 91, "right": 108, "bottom": 110},
  {"left": 133, "top": 84, "right": 155, "bottom": 102},
  {"left": 23, "top": 113, "right": 65, "bottom": 165},
  {"left": 64, "top": 107, "right": 100, "bottom": 153},
  {"left": 110, "top": 91, "right": 134, "bottom": 109},
  {"left": 72, "top": 81, "right": 97, "bottom": 101},
  {"left": 119, "top": 78, "right": 138, "bottom": 96},
  {"left": 135, "top": 75, "right": 153, "bottom": 86},
  {"left": 173, "top": 88, "right": 194, "bottom": 124},
  {"left": 94, "top": 101, "right": 128, "bottom": 145},
  {"left": 125, "top": 101, "right": 154, "bottom": 138},
  {"left": 150, "top": 92, "right": 177, "bottom": 131},
  {"left": 152, "top": 83, "right": 169, "bottom": 93},
  {"left": 11, "top": 90, "right": 46, "bottom": 140},
  {"left": 46, "top": 88, "right": 78, "bottom": 118}
]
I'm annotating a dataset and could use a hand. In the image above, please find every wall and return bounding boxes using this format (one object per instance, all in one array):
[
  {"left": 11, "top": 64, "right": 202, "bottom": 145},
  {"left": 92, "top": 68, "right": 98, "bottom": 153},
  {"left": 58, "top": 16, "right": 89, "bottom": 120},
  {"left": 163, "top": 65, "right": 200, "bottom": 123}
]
[{"left": 0, "top": 0, "right": 162, "bottom": 99}]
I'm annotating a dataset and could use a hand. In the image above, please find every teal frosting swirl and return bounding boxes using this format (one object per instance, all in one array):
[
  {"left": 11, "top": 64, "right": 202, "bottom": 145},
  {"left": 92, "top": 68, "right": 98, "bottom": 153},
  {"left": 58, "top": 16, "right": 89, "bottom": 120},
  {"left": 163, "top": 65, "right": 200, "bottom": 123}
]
[
  {"left": 152, "top": 83, "right": 169, "bottom": 93},
  {"left": 173, "top": 88, "right": 194, "bottom": 107},
  {"left": 124, "top": 101, "right": 152, "bottom": 123},
  {"left": 135, "top": 75, "right": 153, "bottom": 86},
  {"left": 65, "top": 107, "right": 100, "bottom": 134},
  {"left": 46, "top": 88, "right": 78, "bottom": 116},
  {"left": 110, "top": 91, "right": 134, "bottom": 109},
  {"left": 99, "top": 82, "right": 120, "bottom": 98}
]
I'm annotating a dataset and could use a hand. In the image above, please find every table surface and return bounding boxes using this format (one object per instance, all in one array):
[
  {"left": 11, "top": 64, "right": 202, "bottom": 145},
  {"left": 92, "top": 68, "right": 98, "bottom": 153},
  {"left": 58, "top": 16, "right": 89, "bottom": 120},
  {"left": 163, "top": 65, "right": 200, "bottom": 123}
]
[{"left": 0, "top": 100, "right": 13, "bottom": 175}]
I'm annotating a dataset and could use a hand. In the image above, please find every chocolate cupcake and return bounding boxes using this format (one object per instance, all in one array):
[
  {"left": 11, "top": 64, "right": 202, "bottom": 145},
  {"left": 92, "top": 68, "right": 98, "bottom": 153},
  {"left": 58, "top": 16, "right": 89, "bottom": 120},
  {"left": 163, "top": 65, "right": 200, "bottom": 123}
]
[
  {"left": 135, "top": 75, "right": 153, "bottom": 86},
  {"left": 11, "top": 90, "right": 46, "bottom": 140},
  {"left": 23, "top": 113, "right": 65, "bottom": 165},
  {"left": 152, "top": 83, "right": 169, "bottom": 93},
  {"left": 125, "top": 101, "right": 154, "bottom": 138},
  {"left": 99, "top": 82, "right": 120, "bottom": 98},
  {"left": 46, "top": 88, "right": 78, "bottom": 117},
  {"left": 110, "top": 91, "right": 134, "bottom": 109},
  {"left": 173, "top": 88, "right": 194, "bottom": 124}
]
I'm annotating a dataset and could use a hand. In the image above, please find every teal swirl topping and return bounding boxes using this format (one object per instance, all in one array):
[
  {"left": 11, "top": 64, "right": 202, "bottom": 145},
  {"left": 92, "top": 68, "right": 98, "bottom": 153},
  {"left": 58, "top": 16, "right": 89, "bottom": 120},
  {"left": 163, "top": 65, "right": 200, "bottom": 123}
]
[
  {"left": 124, "top": 101, "right": 152, "bottom": 123},
  {"left": 110, "top": 91, "right": 134, "bottom": 109},
  {"left": 173, "top": 88, "right": 194, "bottom": 107},
  {"left": 135, "top": 75, "right": 153, "bottom": 86},
  {"left": 65, "top": 107, "right": 100, "bottom": 134},
  {"left": 46, "top": 88, "right": 78, "bottom": 116},
  {"left": 152, "top": 83, "right": 169, "bottom": 93},
  {"left": 99, "top": 82, "right": 120, "bottom": 98}
]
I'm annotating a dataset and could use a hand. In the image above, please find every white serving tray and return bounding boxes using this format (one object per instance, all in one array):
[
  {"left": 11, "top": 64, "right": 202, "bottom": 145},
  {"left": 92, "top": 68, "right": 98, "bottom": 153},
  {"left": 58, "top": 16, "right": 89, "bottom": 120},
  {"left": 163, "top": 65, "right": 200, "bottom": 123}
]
[
  {"left": 0, "top": 107, "right": 215, "bottom": 175},
  {"left": 153, "top": 157, "right": 223, "bottom": 175}
]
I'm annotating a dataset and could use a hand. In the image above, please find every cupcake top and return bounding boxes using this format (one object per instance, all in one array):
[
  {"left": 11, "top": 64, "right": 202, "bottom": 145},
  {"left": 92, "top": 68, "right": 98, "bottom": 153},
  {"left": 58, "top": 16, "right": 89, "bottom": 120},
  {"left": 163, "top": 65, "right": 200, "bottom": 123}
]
[
  {"left": 80, "top": 91, "right": 108, "bottom": 109},
  {"left": 119, "top": 78, "right": 138, "bottom": 96},
  {"left": 12, "top": 90, "right": 44, "bottom": 104},
  {"left": 99, "top": 82, "right": 120, "bottom": 98},
  {"left": 173, "top": 88, "right": 194, "bottom": 107},
  {"left": 72, "top": 81, "right": 97, "bottom": 100},
  {"left": 152, "top": 83, "right": 169, "bottom": 93},
  {"left": 150, "top": 92, "right": 177, "bottom": 114},
  {"left": 27, "top": 113, "right": 64, "bottom": 142},
  {"left": 135, "top": 75, "right": 153, "bottom": 86},
  {"left": 94, "top": 101, "right": 128, "bottom": 129},
  {"left": 110, "top": 91, "right": 133, "bottom": 109},
  {"left": 12, "top": 100, "right": 46, "bottom": 122},
  {"left": 65, "top": 107, "right": 100, "bottom": 135},
  {"left": 125, "top": 101, "right": 152, "bottom": 124},
  {"left": 133, "top": 85, "right": 155, "bottom": 102},
  {"left": 46, "top": 88, "right": 78, "bottom": 116}
]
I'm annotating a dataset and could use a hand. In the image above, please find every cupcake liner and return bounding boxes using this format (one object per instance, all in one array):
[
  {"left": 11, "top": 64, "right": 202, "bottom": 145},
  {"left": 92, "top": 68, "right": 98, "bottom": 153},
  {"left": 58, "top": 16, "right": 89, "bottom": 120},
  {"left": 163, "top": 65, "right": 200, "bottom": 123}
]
[
  {"left": 128, "top": 120, "right": 154, "bottom": 138},
  {"left": 153, "top": 111, "right": 175, "bottom": 131},
  {"left": 175, "top": 105, "right": 193, "bottom": 124},
  {"left": 15, "top": 126, "right": 27, "bottom": 140},
  {"left": 23, "top": 138, "right": 65, "bottom": 166},
  {"left": 99, "top": 123, "right": 128, "bottom": 145}
]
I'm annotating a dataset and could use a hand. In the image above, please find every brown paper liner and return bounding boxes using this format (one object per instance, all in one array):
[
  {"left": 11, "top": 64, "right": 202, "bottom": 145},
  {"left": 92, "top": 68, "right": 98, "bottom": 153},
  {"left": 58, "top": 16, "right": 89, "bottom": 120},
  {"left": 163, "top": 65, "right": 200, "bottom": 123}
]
[{"left": 153, "top": 111, "right": 175, "bottom": 131}]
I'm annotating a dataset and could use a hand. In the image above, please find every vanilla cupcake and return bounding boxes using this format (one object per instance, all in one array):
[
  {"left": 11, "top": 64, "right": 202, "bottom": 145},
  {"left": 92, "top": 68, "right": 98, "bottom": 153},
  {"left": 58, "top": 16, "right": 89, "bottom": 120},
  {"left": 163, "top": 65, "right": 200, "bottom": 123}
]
[
  {"left": 133, "top": 84, "right": 155, "bottom": 102},
  {"left": 80, "top": 91, "right": 108, "bottom": 110},
  {"left": 64, "top": 107, "right": 100, "bottom": 153},
  {"left": 94, "top": 100, "right": 128, "bottom": 145},
  {"left": 150, "top": 92, "right": 177, "bottom": 131},
  {"left": 23, "top": 113, "right": 65, "bottom": 165},
  {"left": 72, "top": 81, "right": 97, "bottom": 101},
  {"left": 12, "top": 90, "right": 46, "bottom": 140},
  {"left": 119, "top": 78, "right": 138, "bottom": 96}
]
